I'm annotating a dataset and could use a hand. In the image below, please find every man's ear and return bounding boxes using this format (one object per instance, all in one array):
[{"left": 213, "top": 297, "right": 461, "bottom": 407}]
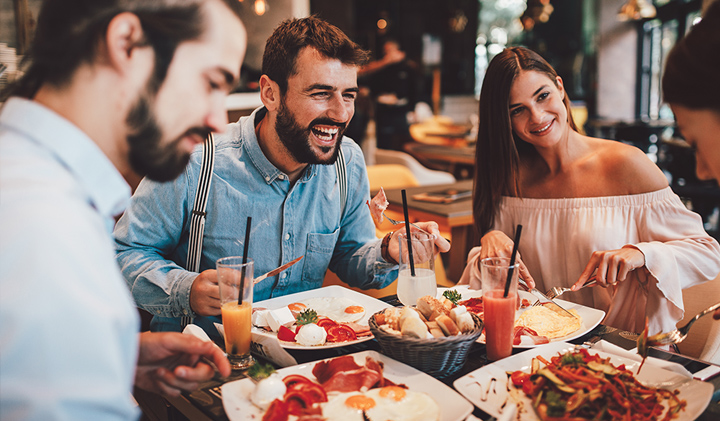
[
  {"left": 259, "top": 75, "right": 281, "bottom": 111},
  {"left": 104, "top": 12, "right": 150, "bottom": 74}
]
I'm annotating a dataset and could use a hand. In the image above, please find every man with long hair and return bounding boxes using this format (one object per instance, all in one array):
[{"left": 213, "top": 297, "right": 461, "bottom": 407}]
[{"left": 0, "top": 0, "right": 247, "bottom": 418}]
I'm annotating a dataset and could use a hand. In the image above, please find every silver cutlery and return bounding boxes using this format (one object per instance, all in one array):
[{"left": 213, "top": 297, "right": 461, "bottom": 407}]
[
  {"left": 541, "top": 277, "right": 598, "bottom": 301},
  {"left": 381, "top": 211, "right": 430, "bottom": 234},
  {"left": 253, "top": 255, "right": 304, "bottom": 284},
  {"left": 519, "top": 279, "right": 576, "bottom": 318},
  {"left": 646, "top": 302, "right": 720, "bottom": 347}
]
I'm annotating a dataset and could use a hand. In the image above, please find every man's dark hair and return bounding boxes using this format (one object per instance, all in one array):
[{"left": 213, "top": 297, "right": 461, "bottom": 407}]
[
  {"left": 4, "top": 0, "right": 240, "bottom": 100},
  {"left": 262, "top": 15, "right": 369, "bottom": 94}
]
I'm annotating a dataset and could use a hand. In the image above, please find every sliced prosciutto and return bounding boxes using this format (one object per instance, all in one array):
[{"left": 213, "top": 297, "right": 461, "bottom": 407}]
[
  {"left": 366, "top": 187, "right": 389, "bottom": 224},
  {"left": 311, "top": 356, "right": 394, "bottom": 393},
  {"left": 512, "top": 326, "right": 550, "bottom": 346}
]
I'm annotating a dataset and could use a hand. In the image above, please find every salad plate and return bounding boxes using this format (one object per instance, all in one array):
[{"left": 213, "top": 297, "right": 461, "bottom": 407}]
[{"left": 453, "top": 341, "right": 713, "bottom": 421}]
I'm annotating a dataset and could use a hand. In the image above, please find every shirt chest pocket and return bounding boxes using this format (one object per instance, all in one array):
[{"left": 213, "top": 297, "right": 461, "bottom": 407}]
[{"left": 301, "top": 229, "right": 340, "bottom": 285}]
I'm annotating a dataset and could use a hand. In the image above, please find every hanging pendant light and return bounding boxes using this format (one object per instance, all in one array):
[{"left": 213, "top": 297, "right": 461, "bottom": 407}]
[
  {"left": 617, "top": 0, "right": 656, "bottom": 21},
  {"left": 254, "top": 0, "right": 267, "bottom": 16}
]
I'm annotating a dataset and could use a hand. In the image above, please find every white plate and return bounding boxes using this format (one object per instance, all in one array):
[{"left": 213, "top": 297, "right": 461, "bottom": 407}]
[
  {"left": 453, "top": 342, "right": 713, "bottom": 421},
  {"left": 438, "top": 286, "right": 605, "bottom": 348},
  {"left": 252, "top": 285, "right": 392, "bottom": 350},
  {"left": 221, "top": 350, "right": 473, "bottom": 421}
]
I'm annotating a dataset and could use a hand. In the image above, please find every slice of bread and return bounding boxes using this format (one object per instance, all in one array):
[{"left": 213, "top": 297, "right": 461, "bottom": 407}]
[{"left": 435, "top": 314, "right": 459, "bottom": 336}]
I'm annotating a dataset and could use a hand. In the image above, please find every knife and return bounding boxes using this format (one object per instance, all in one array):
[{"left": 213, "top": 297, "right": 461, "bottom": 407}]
[
  {"left": 253, "top": 255, "right": 304, "bottom": 285},
  {"left": 519, "top": 279, "right": 577, "bottom": 318}
]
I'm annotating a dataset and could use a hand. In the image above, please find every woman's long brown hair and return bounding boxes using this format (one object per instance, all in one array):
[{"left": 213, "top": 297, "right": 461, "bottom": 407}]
[{"left": 473, "top": 47, "right": 576, "bottom": 238}]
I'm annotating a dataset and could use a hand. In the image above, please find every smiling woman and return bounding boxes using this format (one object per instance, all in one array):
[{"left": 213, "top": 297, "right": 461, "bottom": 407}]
[{"left": 458, "top": 46, "right": 720, "bottom": 340}]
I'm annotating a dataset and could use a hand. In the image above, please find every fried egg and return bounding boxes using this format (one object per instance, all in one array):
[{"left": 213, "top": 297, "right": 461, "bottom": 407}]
[
  {"left": 301, "top": 297, "right": 366, "bottom": 323},
  {"left": 515, "top": 305, "right": 582, "bottom": 339},
  {"left": 322, "top": 387, "right": 440, "bottom": 421}
]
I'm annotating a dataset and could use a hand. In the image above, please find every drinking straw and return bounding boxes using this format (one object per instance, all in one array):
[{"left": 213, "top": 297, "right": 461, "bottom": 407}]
[
  {"left": 504, "top": 224, "right": 523, "bottom": 298},
  {"left": 401, "top": 190, "right": 415, "bottom": 276},
  {"left": 238, "top": 216, "right": 252, "bottom": 305}
]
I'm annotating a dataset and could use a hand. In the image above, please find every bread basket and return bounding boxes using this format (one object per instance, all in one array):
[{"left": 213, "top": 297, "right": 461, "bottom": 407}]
[{"left": 369, "top": 310, "right": 483, "bottom": 378}]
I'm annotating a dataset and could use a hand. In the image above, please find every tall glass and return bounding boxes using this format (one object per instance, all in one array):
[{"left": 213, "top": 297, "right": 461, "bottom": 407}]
[
  {"left": 397, "top": 231, "right": 437, "bottom": 306},
  {"left": 217, "top": 257, "right": 254, "bottom": 370},
  {"left": 481, "top": 257, "right": 518, "bottom": 361}
]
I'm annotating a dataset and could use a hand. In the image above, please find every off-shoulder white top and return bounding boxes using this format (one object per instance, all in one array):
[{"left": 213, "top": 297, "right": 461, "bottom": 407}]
[{"left": 460, "top": 187, "right": 720, "bottom": 361}]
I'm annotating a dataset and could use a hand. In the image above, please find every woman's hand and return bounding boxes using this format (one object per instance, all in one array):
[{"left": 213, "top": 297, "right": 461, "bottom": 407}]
[
  {"left": 479, "top": 230, "right": 535, "bottom": 288},
  {"left": 573, "top": 245, "right": 646, "bottom": 290}
]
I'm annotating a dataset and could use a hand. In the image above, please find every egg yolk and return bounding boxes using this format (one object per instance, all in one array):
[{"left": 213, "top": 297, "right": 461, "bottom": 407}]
[
  {"left": 288, "top": 303, "right": 307, "bottom": 312},
  {"left": 344, "top": 394, "right": 376, "bottom": 410},
  {"left": 378, "top": 386, "right": 406, "bottom": 401},
  {"left": 344, "top": 305, "right": 365, "bottom": 314}
]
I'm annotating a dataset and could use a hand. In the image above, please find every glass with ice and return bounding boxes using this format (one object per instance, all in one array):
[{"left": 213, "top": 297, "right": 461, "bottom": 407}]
[{"left": 397, "top": 231, "right": 437, "bottom": 306}]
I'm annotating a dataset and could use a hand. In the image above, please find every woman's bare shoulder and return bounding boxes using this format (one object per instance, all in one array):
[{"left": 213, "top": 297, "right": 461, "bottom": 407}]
[{"left": 592, "top": 138, "right": 668, "bottom": 194}]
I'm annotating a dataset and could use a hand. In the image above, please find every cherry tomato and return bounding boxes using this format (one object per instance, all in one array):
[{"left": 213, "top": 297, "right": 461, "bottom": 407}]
[
  {"left": 284, "top": 390, "right": 316, "bottom": 415},
  {"left": 282, "top": 374, "right": 314, "bottom": 389},
  {"left": 261, "top": 399, "right": 288, "bottom": 421},
  {"left": 510, "top": 371, "right": 530, "bottom": 387},
  {"left": 287, "top": 381, "right": 328, "bottom": 403},
  {"left": 316, "top": 318, "right": 337, "bottom": 331},
  {"left": 326, "top": 324, "right": 357, "bottom": 342},
  {"left": 277, "top": 325, "right": 296, "bottom": 342}
]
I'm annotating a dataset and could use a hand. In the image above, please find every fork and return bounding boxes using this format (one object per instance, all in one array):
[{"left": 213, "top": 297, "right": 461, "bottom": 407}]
[
  {"left": 646, "top": 302, "right": 720, "bottom": 346},
  {"left": 382, "top": 211, "right": 430, "bottom": 234},
  {"left": 532, "top": 277, "right": 597, "bottom": 307}
]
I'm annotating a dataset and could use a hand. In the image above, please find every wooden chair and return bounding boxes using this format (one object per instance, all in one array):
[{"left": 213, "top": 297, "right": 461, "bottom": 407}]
[{"left": 678, "top": 272, "right": 720, "bottom": 362}]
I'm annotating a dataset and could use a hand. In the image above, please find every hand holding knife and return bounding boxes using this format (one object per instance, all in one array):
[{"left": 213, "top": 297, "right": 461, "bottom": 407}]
[
  {"left": 253, "top": 255, "right": 304, "bottom": 285},
  {"left": 519, "top": 278, "right": 577, "bottom": 318}
]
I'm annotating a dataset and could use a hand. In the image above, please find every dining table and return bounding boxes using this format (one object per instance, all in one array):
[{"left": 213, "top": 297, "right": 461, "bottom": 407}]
[{"left": 166, "top": 293, "right": 720, "bottom": 421}]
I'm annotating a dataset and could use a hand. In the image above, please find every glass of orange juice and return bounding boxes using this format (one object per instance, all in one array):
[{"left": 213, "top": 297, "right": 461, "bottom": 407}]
[
  {"left": 481, "top": 257, "right": 518, "bottom": 361},
  {"left": 217, "top": 257, "right": 254, "bottom": 371}
]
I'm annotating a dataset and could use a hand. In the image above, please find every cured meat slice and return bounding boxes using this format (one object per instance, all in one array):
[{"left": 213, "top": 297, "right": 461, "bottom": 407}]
[
  {"left": 367, "top": 187, "right": 389, "bottom": 224},
  {"left": 311, "top": 355, "right": 362, "bottom": 384}
]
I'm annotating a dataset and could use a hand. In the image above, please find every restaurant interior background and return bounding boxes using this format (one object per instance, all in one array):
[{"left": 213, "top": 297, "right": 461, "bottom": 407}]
[{"left": 2, "top": 0, "right": 718, "bottom": 240}]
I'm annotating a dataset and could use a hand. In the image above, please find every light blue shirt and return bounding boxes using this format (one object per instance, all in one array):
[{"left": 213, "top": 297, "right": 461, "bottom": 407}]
[
  {"left": 114, "top": 107, "right": 396, "bottom": 337},
  {"left": 0, "top": 98, "right": 140, "bottom": 420}
]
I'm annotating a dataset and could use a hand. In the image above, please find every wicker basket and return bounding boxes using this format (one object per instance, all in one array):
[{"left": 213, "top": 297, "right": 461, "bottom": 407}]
[{"left": 369, "top": 310, "right": 483, "bottom": 378}]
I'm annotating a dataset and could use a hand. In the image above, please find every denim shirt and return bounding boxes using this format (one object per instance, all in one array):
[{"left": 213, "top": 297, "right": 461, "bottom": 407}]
[{"left": 114, "top": 107, "right": 396, "bottom": 335}]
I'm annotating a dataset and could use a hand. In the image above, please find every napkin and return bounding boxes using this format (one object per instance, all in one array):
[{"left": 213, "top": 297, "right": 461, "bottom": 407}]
[
  {"left": 213, "top": 322, "right": 298, "bottom": 368},
  {"left": 182, "top": 323, "right": 212, "bottom": 342},
  {"left": 593, "top": 340, "right": 692, "bottom": 377}
]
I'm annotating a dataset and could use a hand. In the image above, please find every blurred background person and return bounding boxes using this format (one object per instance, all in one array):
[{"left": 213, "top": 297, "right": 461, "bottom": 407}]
[{"left": 662, "top": 1, "right": 720, "bottom": 351}]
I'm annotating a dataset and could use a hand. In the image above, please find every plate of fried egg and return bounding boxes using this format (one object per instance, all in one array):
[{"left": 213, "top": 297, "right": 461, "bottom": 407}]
[
  {"left": 221, "top": 350, "right": 474, "bottom": 421},
  {"left": 251, "top": 285, "right": 393, "bottom": 349},
  {"left": 438, "top": 286, "right": 605, "bottom": 348}
]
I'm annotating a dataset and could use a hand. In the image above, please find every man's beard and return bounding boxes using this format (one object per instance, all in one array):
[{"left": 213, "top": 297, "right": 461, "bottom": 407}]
[
  {"left": 274, "top": 97, "right": 345, "bottom": 165},
  {"left": 125, "top": 90, "right": 209, "bottom": 182}
]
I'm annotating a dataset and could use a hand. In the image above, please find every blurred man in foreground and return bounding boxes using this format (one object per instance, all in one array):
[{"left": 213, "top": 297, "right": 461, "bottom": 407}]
[{"left": 0, "top": 0, "right": 246, "bottom": 418}]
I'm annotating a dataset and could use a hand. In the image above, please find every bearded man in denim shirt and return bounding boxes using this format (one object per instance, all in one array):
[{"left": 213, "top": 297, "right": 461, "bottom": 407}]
[{"left": 114, "top": 16, "right": 450, "bottom": 339}]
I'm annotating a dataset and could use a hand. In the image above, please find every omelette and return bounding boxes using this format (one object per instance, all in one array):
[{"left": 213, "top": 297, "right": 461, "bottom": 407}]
[{"left": 515, "top": 304, "right": 582, "bottom": 339}]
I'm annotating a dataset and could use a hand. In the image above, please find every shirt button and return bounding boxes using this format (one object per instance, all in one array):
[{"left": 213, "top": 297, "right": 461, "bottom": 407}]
[
  {"left": 265, "top": 176, "right": 271, "bottom": 182},
  {"left": 281, "top": 273, "right": 287, "bottom": 279},
  {"left": 278, "top": 174, "right": 285, "bottom": 180},
  {"left": 285, "top": 233, "right": 290, "bottom": 240}
]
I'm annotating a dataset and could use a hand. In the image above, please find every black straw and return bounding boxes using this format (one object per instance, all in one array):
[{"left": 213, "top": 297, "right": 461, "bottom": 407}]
[
  {"left": 504, "top": 224, "right": 522, "bottom": 298},
  {"left": 401, "top": 190, "right": 415, "bottom": 276},
  {"left": 239, "top": 216, "right": 252, "bottom": 305}
]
